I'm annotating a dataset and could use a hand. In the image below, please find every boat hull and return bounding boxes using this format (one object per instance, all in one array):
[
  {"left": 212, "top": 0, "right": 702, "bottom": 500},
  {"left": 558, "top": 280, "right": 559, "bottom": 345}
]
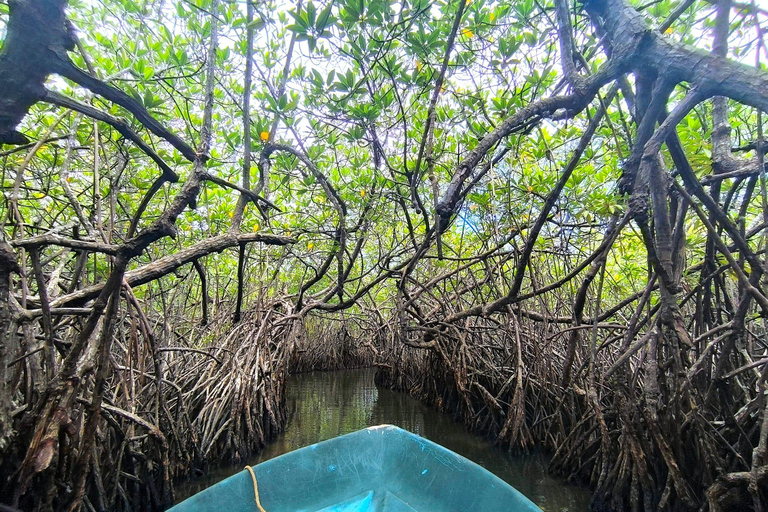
[{"left": 169, "top": 425, "right": 542, "bottom": 512}]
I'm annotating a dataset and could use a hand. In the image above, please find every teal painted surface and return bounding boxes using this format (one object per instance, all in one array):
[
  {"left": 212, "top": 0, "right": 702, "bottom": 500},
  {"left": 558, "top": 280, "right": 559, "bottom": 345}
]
[
  {"left": 316, "top": 491, "right": 373, "bottom": 512},
  {"left": 176, "top": 370, "right": 590, "bottom": 510},
  {"left": 169, "top": 425, "right": 542, "bottom": 512}
]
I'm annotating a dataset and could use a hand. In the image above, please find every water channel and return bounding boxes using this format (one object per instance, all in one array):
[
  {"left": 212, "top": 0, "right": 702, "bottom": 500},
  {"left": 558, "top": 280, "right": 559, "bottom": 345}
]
[{"left": 176, "top": 369, "right": 591, "bottom": 511}]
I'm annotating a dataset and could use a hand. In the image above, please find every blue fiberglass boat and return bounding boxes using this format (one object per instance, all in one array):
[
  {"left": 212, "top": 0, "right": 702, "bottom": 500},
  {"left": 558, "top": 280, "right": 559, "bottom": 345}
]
[{"left": 168, "top": 425, "right": 542, "bottom": 512}]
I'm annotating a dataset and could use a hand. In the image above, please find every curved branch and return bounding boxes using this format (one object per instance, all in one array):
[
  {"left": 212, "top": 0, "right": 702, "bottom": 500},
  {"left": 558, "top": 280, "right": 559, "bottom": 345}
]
[
  {"left": 584, "top": 0, "right": 768, "bottom": 112},
  {"left": 42, "top": 90, "right": 179, "bottom": 182},
  {"left": 52, "top": 57, "right": 200, "bottom": 162},
  {"left": 11, "top": 234, "right": 119, "bottom": 255},
  {"left": 47, "top": 233, "right": 295, "bottom": 308}
]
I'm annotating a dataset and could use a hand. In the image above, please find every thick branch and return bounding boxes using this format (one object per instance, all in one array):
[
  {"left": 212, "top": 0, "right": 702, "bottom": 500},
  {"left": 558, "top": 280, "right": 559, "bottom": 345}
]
[
  {"left": 48, "top": 233, "right": 295, "bottom": 308},
  {"left": 43, "top": 90, "right": 179, "bottom": 182},
  {"left": 11, "top": 234, "right": 119, "bottom": 255},
  {"left": 584, "top": 0, "right": 768, "bottom": 112}
]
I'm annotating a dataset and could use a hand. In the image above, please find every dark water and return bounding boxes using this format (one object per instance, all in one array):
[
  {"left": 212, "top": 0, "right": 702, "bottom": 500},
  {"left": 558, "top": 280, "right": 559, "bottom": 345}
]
[{"left": 175, "top": 369, "right": 591, "bottom": 511}]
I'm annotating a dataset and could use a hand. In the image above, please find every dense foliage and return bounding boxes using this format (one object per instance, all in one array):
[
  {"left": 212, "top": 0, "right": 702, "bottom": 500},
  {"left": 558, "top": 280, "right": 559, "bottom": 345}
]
[{"left": 2, "top": 0, "right": 768, "bottom": 510}]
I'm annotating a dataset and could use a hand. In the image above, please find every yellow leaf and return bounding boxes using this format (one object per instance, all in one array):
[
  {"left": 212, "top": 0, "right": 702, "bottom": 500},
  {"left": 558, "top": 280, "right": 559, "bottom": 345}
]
[
  {"left": 308, "top": 242, "right": 314, "bottom": 249},
  {"left": 260, "top": 131, "right": 269, "bottom": 142},
  {"left": 462, "top": 28, "right": 473, "bottom": 38},
  {"left": 360, "top": 189, "right": 366, "bottom": 197},
  {"left": 489, "top": 12, "right": 495, "bottom": 21},
  {"left": 253, "top": 223, "right": 259, "bottom": 232},
  {"left": 526, "top": 185, "right": 533, "bottom": 193},
  {"left": 415, "top": 60, "right": 423, "bottom": 72}
]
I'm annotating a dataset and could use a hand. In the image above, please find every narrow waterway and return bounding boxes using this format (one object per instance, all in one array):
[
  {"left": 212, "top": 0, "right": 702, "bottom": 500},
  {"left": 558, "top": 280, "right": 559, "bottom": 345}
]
[{"left": 176, "top": 369, "right": 591, "bottom": 511}]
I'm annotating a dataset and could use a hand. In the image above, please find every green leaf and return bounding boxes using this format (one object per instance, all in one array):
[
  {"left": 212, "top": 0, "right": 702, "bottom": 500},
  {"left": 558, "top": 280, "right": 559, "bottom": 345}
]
[
  {"left": 306, "top": 1, "right": 317, "bottom": 27},
  {"left": 316, "top": 3, "right": 334, "bottom": 33}
]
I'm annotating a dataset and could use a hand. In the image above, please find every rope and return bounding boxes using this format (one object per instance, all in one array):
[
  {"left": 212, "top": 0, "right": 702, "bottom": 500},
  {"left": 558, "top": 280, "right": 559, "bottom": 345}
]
[{"left": 244, "top": 465, "right": 268, "bottom": 512}]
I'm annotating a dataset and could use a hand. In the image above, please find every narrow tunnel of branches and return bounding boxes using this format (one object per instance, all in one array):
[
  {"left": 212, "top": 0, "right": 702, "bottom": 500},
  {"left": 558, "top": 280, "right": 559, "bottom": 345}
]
[{"left": 2, "top": 0, "right": 768, "bottom": 510}]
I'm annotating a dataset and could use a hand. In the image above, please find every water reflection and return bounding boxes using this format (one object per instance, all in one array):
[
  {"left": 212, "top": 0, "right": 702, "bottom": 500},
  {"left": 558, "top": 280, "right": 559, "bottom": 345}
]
[{"left": 175, "top": 369, "right": 590, "bottom": 511}]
